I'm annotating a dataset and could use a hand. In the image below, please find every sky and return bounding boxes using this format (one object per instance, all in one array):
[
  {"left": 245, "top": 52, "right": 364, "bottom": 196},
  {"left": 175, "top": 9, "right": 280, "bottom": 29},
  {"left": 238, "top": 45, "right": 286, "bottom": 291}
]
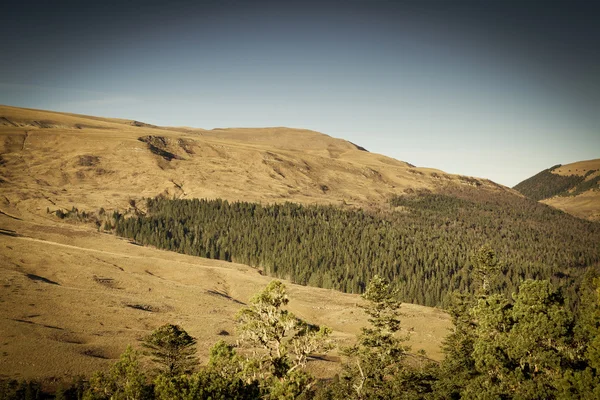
[{"left": 1, "top": 0, "right": 599, "bottom": 187}]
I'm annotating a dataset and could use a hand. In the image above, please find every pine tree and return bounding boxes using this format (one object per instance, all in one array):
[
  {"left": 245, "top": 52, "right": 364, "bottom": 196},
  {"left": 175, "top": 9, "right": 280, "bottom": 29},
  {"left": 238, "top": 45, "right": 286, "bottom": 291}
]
[
  {"left": 142, "top": 324, "right": 198, "bottom": 377},
  {"left": 341, "top": 275, "right": 409, "bottom": 399}
]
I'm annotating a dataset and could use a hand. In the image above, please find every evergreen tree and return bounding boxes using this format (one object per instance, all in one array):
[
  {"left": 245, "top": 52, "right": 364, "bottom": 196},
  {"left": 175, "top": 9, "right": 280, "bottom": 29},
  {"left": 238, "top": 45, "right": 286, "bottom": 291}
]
[
  {"left": 434, "top": 291, "right": 477, "bottom": 399},
  {"left": 142, "top": 324, "right": 198, "bottom": 377},
  {"left": 153, "top": 369, "right": 259, "bottom": 400},
  {"left": 558, "top": 275, "right": 600, "bottom": 398},
  {"left": 472, "top": 244, "right": 500, "bottom": 297},
  {"left": 339, "top": 275, "right": 410, "bottom": 399}
]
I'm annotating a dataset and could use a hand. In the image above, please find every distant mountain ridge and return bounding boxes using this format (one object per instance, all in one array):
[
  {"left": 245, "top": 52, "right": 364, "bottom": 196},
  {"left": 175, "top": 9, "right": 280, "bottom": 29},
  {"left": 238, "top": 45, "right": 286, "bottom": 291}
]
[{"left": 514, "top": 159, "right": 600, "bottom": 221}]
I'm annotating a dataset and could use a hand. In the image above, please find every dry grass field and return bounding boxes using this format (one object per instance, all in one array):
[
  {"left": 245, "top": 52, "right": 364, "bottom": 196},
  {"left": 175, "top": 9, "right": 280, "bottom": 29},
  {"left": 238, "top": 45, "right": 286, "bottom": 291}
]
[{"left": 1, "top": 104, "right": 497, "bottom": 383}]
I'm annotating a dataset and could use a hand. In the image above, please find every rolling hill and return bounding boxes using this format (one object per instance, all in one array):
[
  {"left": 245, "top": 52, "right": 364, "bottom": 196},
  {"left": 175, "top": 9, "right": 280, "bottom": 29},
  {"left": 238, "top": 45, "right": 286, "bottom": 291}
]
[
  {"left": 0, "top": 104, "right": 506, "bottom": 222},
  {"left": 514, "top": 159, "right": 600, "bottom": 221}
]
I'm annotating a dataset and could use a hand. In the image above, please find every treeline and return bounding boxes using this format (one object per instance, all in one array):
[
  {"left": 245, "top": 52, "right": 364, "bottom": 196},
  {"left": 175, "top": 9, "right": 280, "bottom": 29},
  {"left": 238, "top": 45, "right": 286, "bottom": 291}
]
[
  {"left": 514, "top": 164, "right": 599, "bottom": 200},
  {"left": 112, "top": 188, "right": 600, "bottom": 306}
]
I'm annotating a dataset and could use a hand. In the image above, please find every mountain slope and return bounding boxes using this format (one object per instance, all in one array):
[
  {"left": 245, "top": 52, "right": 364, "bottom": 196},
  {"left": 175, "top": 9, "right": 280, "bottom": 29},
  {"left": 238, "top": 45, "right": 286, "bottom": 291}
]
[
  {"left": 0, "top": 104, "right": 510, "bottom": 221},
  {"left": 514, "top": 159, "right": 600, "bottom": 221}
]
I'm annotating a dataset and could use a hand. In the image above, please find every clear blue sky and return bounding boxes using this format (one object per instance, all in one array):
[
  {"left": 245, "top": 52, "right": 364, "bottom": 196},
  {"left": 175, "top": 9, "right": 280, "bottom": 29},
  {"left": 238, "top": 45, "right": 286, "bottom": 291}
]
[{"left": 1, "top": 0, "right": 598, "bottom": 187}]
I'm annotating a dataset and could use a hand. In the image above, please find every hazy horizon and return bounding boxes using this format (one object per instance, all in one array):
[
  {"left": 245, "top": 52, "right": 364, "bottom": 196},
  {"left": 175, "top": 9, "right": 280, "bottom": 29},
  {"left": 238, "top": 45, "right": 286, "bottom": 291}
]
[{"left": 2, "top": 0, "right": 599, "bottom": 187}]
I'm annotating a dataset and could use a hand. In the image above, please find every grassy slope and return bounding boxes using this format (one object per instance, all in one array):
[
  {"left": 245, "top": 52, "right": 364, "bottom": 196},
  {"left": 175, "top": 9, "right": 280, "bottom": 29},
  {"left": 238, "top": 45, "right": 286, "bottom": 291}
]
[
  {"left": 543, "top": 160, "right": 600, "bottom": 221},
  {"left": 0, "top": 104, "right": 512, "bottom": 222}
]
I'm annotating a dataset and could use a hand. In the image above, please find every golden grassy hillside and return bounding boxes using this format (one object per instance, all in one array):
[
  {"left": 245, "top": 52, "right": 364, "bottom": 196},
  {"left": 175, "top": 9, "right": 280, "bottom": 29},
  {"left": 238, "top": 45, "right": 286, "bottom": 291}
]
[
  {"left": 551, "top": 159, "right": 600, "bottom": 177},
  {"left": 0, "top": 104, "right": 509, "bottom": 222},
  {"left": 543, "top": 159, "right": 600, "bottom": 221}
]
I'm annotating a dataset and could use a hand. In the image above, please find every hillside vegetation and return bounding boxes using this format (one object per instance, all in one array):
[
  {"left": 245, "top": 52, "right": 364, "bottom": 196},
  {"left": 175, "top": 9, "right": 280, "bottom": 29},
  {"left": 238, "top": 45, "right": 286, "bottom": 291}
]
[{"left": 513, "top": 165, "right": 587, "bottom": 201}]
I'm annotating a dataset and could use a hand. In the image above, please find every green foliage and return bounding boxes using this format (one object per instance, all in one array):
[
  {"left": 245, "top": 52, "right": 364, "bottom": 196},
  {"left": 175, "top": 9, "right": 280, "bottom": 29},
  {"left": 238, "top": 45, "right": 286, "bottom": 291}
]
[
  {"left": 0, "top": 378, "right": 87, "bottom": 400},
  {"left": 235, "top": 280, "right": 333, "bottom": 397},
  {"left": 142, "top": 324, "right": 197, "bottom": 377},
  {"left": 153, "top": 370, "right": 259, "bottom": 400},
  {"left": 436, "top": 275, "right": 600, "bottom": 399},
  {"left": 514, "top": 165, "right": 600, "bottom": 200},
  {"left": 83, "top": 346, "right": 149, "bottom": 400},
  {"left": 557, "top": 273, "right": 600, "bottom": 399},
  {"left": 435, "top": 249, "right": 600, "bottom": 399},
  {"left": 358, "top": 275, "right": 404, "bottom": 354},
  {"left": 466, "top": 281, "right": 574, "bottom": 398},
  {"left": 113, "top": 193, "right": 600, "bottom": 307},
  {"left": 54, "top": 377, "right": 86, "bottom": 400},
  {"left": 472, "top": 244, "right": 501, "bottom": 296},
  {"left": 335, "top": 275, "right": 413, "bottom": 399},
  {"left": 268, "top": 369, "right": 314, "bottom": 399},
  {"left": 206, "top": 340, "right": 246, "bottom": 378},
  {"left": 0, "top": 380, "right": 42, "bottom": 400},
  {"left": 53, "top": 206, "right": 95, "bottom": 223},
  {"left": 568, "top": 174, "right": 600, "bottom": 196},
  {"left": 433, "top": 288, "right": 478, "bottom": 398},
  {"left": 236, "top": 281, "right": 297, "bottom": 366}
]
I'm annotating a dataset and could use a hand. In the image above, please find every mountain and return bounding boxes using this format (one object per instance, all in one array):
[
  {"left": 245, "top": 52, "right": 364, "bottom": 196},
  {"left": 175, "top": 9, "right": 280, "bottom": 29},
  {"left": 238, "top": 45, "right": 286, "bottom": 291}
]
[
  {"left": 514, "top": 159, "right": 600, "bottom": 221},
  {"left": 1, "top": 105, "right": 599, "bottom": 383},
  {"left": 8, "top": 104, "right": 595, "bottom": 306},
  {"left": 0, "top": 105, "right": 456, "bottom": 382}
]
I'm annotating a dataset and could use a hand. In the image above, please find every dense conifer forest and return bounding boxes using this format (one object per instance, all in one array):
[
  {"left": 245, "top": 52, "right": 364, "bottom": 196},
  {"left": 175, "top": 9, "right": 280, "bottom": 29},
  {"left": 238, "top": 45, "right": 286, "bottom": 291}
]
[
  {"left": 112, "top": 187, "right": 600, "bottom": 307},
  {"left": 514, "top": 164, "right": 599, "bottom": 200}
]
